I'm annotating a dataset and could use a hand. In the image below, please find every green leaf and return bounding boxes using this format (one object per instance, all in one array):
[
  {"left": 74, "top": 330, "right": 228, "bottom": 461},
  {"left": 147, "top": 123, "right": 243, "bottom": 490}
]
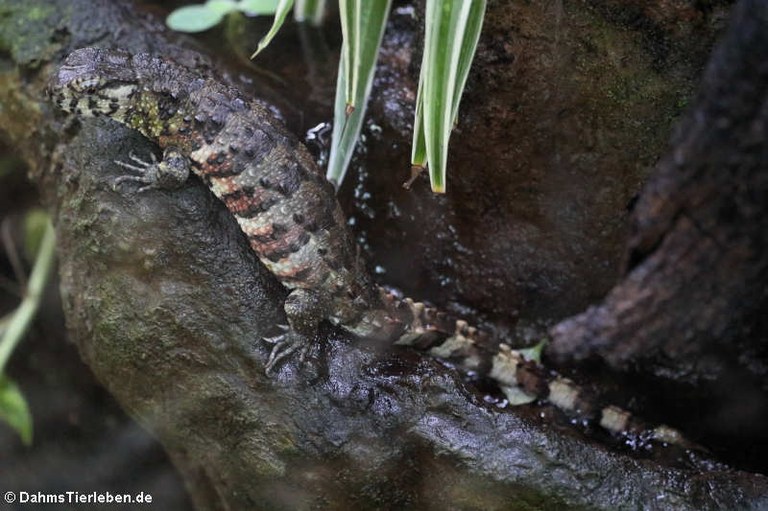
[
  {"left": 326, "top": 0, "right": 392, "bottom": 188},
  {"left": 338, "top": 0, "right": 359, "bottom": 110},
  {"left": 517, "top": 339, "right": 547, "bottom": 364},
  {"left": 405, "top": 73, "right": 427, "bottom": 190},
  {"left": 0, "top": 220, "right": 56, "bottom": 375},
  {"left": 450, "top": 0, "right": 485, "bottom": 125},
  {"left": 239, "top": 0, "right": 280, "bottom": 15},
  {"left": 0, "top": 217, "right": 52, "bottom": 449},
  {"left": 0, "top": 375, "right": 33, "bottom": 446},
  {"left": 250, "top": 0, "right": 295, "bottom": 58},
  {"left": 294, "top": 0, "right": 326, "bottom": 25},
  {"left": 409, "top": 70, "right": 427, "bottom": 168},
  {"left": 23, "top": 208, "right": 49, "bottom": 261},
  {"left": 167, "top": 4, "right": 229, "bottom": 33},
  {"left": 423, "top": 0, "right": 463, "bottom": 193},
  {"left": 206, "top": 0, "right": 241, "bottom": 15},
  {"left": 413, "top": 0, "right": 486, "bottom": 193},
  {"left": 500, "top": 384, "right": 537, "bottom": 406}
]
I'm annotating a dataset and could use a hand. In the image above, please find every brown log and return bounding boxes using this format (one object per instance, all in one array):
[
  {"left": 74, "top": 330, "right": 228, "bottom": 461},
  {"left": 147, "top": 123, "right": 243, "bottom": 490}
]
[
  {"left": 549, "top": 0, "right": 768, "bottom": 388},
  {"left": 2, "top": 0, "right": 767, "bottom": 509}
]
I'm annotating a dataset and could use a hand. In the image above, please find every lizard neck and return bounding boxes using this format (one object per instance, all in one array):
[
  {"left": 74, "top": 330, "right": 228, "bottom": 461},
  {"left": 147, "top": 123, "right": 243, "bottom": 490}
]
[{"left": 116, "top": 89, "right": 200, "bottom": 154}]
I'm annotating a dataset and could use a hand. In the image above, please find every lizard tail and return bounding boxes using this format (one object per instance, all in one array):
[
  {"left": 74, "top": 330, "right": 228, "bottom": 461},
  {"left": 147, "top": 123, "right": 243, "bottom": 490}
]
[{"left": 380, "top": 287, "right": 702, "bottom": 451}]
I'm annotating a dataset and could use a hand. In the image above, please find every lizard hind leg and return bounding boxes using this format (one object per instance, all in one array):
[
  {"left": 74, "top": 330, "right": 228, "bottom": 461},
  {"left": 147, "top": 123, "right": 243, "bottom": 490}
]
[
  {"left": 263, "top": 288, "right": 329, "bottom": 374},
  {"left": 113, "top": 147, "right": 190, "bottom": 193}
]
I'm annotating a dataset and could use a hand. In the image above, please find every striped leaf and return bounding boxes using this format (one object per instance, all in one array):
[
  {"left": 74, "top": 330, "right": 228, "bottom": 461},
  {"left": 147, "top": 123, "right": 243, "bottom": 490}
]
[
  {"left": 326, "top": 0, "right": 392, "bottom": 188},
  {"left": 294, "top": 0, "right": 326, "bottom": 25},
  {"left": 250, "top": 0, "right": 295, "bottom": 58},
  {"left": 412, "top": 0, "right": 486, "bottom": 193}
]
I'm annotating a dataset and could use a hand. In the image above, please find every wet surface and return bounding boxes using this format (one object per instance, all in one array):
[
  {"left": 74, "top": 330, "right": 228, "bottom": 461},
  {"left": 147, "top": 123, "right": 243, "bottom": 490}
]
[
  {"left": 2, "top": 1, "right": 766, "bottom": 508},
  {"left": 210, "top": 0, "right": 768, "bottom": 475},
  {"left": 0, "top": 148, "right": 192, "bottom": 509},
  {"left": 216, "top": 1, "right": 712, "bottom": 330}
]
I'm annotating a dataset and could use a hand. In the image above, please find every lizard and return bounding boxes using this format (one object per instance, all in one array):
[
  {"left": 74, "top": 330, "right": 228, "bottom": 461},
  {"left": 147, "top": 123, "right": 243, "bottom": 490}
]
[{"left": 48, "top": 47, "right": 698, "bottom": 450}]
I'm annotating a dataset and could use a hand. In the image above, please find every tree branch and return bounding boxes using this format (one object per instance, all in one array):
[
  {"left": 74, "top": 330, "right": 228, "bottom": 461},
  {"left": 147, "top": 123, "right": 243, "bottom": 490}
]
[
  {"left": 549, "top": 0, "right": 768, "bottom": 388},
  {"left": 1, "top": 0, "right": 767, "bottom": 509}
]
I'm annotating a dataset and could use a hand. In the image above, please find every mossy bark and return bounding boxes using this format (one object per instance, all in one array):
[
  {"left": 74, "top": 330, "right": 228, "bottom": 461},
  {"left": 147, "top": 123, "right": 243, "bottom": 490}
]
[
  {"left": 0, "top": 0, "right": 767, "bottom": 509},
  {"left": 549, "top": 0, "right": 768, "bottom": 383}
]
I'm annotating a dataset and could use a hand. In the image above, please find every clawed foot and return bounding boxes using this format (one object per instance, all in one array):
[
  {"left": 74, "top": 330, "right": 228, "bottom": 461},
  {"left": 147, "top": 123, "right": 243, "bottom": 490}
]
[
  {"left": 262, "top": 325, "right": 311, "bottom": 374},
  {"left": 113, "top": 151, "right": 161, "bottom": 193},
  {"left": 112, "top": 148, "right": 190, "bottom": 193}
]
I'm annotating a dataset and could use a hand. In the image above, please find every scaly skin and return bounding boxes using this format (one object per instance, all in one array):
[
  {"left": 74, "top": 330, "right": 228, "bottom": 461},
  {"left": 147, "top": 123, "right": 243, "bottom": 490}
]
[
  {"left": 49, "top": 47, "right": 401, "bottom": 369},
  {"left": 49, "top": 47, "right": 698, "bottom": 450}
]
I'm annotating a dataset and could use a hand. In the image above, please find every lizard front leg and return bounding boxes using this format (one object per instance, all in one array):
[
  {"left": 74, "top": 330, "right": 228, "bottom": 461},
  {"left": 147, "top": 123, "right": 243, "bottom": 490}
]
[
  {"left": 113, "top": 147, "right": 190, "bottom": 192},
  {"left": 263, "top": 288, "right": 330, "bottom": 373}
]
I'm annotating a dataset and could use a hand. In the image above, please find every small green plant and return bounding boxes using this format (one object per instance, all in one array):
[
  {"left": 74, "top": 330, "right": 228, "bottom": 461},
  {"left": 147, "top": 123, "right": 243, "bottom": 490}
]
[
  {"left": 170, "top": 0, "right": 486, "bottom": 193},
  {"left": 409, "top": 0, "right": 486, "bottom": 193},
  {"left": 248, "top": 1, "right": 391, "bottom": 189},
  {"left": 518, "top": 338, "right": 546, "bottom": 364},
  {"left": 0, "top": 210, "right": 57, "bottom": 446},
  {"left": 0, "top": 375, "right": 32, "bottom": 445},
  {"left": 294, "top": 0, "right": 327, "bottom": 25},
  {"left": 326, "top": 1, "right": 392, "bottom": 189},
  {"left": 249, "top": 0, "right": 297, "bottom": 55},
  {"left": 167, "top": 0, "right": 279, "bottom": 33}
]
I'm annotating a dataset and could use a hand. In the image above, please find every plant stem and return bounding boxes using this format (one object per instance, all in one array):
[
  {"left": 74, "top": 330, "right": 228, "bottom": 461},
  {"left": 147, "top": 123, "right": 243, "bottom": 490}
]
[{"left": 0, "top": 222, "right": 56, "bottom": 374}]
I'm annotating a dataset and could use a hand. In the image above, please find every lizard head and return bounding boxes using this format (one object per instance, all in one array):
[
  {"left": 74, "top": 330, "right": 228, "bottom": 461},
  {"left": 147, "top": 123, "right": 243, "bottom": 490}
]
[{"left": 48, "top": 47, "right": 138, "bottom": 117}]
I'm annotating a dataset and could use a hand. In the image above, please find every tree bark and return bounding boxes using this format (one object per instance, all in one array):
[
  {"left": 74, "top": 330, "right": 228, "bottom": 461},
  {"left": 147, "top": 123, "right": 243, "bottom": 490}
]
[
  {"left": 1, "top": 0, "right": 767, "bottom": 509},
  {"left": 549, "top": 0, "right": 768, "bottom": 385}
]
